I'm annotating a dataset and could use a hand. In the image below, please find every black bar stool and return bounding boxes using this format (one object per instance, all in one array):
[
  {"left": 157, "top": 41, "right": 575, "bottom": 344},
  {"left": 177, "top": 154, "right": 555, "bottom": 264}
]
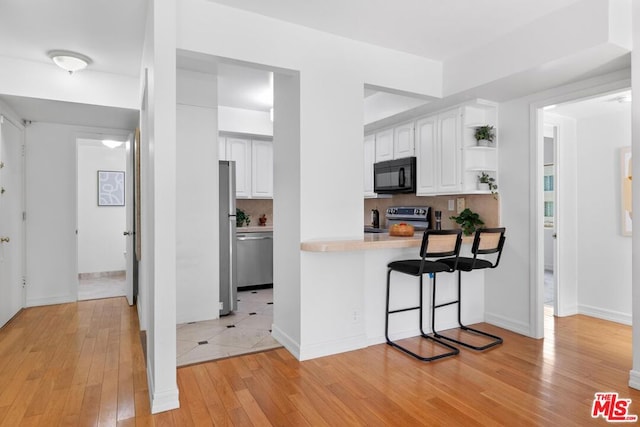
[
  {"left": 434, "top": 227, "right": 506, "bottom": 351},
  {"left": 385, "top": 229, "right": 462, "bottom": 362}
]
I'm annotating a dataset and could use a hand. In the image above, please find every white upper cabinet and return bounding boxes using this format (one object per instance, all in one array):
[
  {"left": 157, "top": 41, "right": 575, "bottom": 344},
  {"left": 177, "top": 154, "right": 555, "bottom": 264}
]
[
  {"left": 374, "top": 128, "right": 394, "bottom": 162},
  {"left": 416, "top": 108, "right": 461, "bottom": 195},
  {"left": 393, "top": 122, "right": 415, "bottom": 159},
  {"left": 375, "top": 123, "right": 415, "bottom": 163},
  {"left": 225, "top": 137, "right": 252, "bottom": 198},
  {"left": 415, "top": 116, "right": 437, "bottom": 194},
  {"left": 363, "top": 134, "right": 376, "bottom": 197},
  {"left": 437, "top": 108, "right": 462, "bottom": 193},
  {"left": 220, "top": 136, "right": 273, "bottom": 199},
  {"left": 251, "top": 139, "right": 273, "bottom": 198}
]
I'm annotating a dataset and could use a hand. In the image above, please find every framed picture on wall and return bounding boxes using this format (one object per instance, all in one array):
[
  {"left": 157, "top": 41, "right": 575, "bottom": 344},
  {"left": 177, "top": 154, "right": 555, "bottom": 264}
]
[
  {"left": 98, "top": 170, "right": 125, "bottom": 206},
  {"left": 621, "top": 146, "right": 632, "bottom": 236}
]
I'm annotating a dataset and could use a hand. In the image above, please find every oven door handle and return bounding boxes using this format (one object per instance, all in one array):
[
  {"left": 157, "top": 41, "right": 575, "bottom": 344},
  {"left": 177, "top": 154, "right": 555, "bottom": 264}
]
[{"left": 398, "top": 167, "right": 405, "bottom": 187}]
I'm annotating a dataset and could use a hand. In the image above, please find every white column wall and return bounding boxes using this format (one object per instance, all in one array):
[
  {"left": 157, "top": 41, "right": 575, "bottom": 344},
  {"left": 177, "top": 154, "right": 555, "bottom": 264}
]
[
  {"left": 628, "top": 0, "right": 640, "bottom": 390},
  {"left": 139, "top": 0, "right": 180, "bottom": 414},
  {"left": 176, "top": 69, "right": 219, "bottom": 324}
]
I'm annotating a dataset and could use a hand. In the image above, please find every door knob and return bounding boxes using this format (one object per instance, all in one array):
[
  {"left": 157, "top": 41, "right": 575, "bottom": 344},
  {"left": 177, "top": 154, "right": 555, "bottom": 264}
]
[
  {"left": 552, "top": 233, "right": 557, "bottom": 238},
  {"left": 123, "top": 231, "right": 134, "bottom": 236},
  {"left": 0, "top": 237, "right": 9, "bottom": 243}
]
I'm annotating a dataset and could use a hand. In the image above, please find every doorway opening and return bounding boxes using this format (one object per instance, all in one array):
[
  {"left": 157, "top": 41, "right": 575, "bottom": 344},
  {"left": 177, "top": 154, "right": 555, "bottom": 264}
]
[
  {"left": 535, "top": 85, "right": 632, "bottom": 338},
  {"left": 76, "top": 137, "right": 128, "bottom": 301}
]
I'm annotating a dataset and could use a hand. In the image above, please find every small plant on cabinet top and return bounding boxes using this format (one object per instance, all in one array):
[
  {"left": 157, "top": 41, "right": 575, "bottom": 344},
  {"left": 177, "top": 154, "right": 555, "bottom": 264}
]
[
  {"left": 450, "top": 208, "right": 485, "bottom": 236},
  {"left": 478, "top": 171, "right": 498, "bottom": 197},
  {"left": 236, "top": 208, "right": 250, "bottom": 227},
  {"left": 474, "top": 125, "right": 495, "bottom": 144}
]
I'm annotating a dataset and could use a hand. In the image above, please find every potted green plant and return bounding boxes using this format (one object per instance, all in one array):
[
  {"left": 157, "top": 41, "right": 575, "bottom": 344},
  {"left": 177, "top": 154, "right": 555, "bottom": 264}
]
[
  {"left": 474, "top": 125, "right": 495, "bottom": 146},
  {"left": 477, "top": 171, "right": 498, "bottom": 195},
  {"left": 450, "top": 208, "right": 484, "bottom": 236},
  {"left": 236, "top": 208, "right": 250, "bottom": 227}
]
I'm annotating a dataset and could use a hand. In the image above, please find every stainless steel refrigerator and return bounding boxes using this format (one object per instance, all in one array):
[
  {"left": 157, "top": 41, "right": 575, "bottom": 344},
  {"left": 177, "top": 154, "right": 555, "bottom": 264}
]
[{"left": 219, "top": 161, "right": 237, "bottom": 315}]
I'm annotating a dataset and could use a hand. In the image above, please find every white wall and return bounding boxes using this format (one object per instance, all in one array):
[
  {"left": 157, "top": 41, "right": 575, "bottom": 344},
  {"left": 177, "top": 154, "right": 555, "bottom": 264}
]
[
  {"left": 77, "top": 143, "right": 126, "bottom": 274},
  {"left": 218, "top": 106, "right": 272, "bottom": 135},
  {"left": 176, "top": 0, "right": 443, "bottom": 360},
  {"left": 25, "top": 122, "right": 130, "bottom": 307},
  {"left": 575, "top": 110, "right": 632, "bottom": 323},
  {"left": 176, "top": 69, "right": 219, "bottom": 324}
]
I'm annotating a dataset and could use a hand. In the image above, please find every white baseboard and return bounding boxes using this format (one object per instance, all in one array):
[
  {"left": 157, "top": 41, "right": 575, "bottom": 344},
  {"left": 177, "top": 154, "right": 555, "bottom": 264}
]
[
  {"left": 629, "top": 370, "right": 640, "bottom": 390},
  {"left": 484, "top": 312, "right": 531, "bottom": 336},
  {"left": 26, "top": 294, "right": 75, "bottom": 307},
  {"left": 298, "top": 334, "right": 367, "bottom": 361},
  {"left": 271, "top": 325, "right": 301, "bottom": 360},
  {"left": 368, "top": 327, "right": 420, "bottom": 346},
  {"left": 147, "top": 364, "right": 180, "bottom": 414},
  {"left": 578, "top": 304, "right": 631, "bottom": 326}
]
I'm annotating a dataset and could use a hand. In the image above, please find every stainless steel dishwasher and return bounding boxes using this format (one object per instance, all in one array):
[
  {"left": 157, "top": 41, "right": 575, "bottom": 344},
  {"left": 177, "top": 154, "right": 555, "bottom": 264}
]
[{"left": 236, "top": 231, "right": 273, "bottom": 288}]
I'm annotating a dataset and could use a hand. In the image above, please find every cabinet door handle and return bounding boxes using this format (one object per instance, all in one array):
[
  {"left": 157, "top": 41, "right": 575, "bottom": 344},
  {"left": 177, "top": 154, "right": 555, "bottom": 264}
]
[{"left": 0, "top": 237, "right": 9, "bottom": 243}]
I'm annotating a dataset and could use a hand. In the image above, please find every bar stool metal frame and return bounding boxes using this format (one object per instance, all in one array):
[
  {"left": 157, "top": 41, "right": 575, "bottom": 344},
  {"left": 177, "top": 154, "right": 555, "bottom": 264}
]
[
  {"left": 385, "top": 229, "right": 463, "bottom": 362},
  {"left": 435, "top": 227, "right": 506, "bottom": 351}
]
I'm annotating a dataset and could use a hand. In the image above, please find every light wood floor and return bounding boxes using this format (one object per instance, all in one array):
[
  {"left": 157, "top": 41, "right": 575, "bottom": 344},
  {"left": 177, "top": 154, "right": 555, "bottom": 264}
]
[{"left": 0, "top": 297, "right": 638, "bottom": 426}]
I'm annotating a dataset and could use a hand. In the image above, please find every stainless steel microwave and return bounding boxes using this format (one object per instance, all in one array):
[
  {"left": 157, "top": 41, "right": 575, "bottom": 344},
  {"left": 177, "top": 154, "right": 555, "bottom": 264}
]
[{"left": 373, "top": 157, "right": 416, "bottom": 194}]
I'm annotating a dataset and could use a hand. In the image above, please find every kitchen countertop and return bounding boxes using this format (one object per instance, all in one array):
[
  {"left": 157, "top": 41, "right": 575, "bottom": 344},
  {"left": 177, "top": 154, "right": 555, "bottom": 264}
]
[
  {"left": 237, "top": 226, "right": 273, "bottom": 233},
  {"left": 301, "top": 232, "right": 474, "bottom": 252}
]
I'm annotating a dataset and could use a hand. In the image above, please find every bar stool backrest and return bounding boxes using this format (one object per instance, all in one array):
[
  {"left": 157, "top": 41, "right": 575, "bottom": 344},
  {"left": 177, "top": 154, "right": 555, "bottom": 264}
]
[
  {"left": 471, "top": 227, "right": 506, "bottom": 268},
  {"left": 420, "top": 229, "right": 463, "bottom": 259}
]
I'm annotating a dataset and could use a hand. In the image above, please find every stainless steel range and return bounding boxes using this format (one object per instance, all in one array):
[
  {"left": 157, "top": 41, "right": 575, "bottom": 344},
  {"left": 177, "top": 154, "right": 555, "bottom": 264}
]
[{"left": 385, "top": 206, "right": 431, "bottom": 230}]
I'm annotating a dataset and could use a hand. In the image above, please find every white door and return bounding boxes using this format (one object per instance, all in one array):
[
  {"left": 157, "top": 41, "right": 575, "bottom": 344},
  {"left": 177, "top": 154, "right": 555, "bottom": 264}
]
[
  {"left": 0, "top": 116, "right": 25, "bottom": 327},
  {"left": 124, "top": 133, "right": 135, "bottom": 305}
]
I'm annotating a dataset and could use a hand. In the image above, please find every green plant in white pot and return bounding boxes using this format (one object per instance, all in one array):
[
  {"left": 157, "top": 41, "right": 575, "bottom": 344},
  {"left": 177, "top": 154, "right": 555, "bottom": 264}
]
[
  {"left": 477, "top": 171, "right": 498, "bottom": 196},
  {"left": 474, "top": 125, "right": 495, "bottom": 146}
]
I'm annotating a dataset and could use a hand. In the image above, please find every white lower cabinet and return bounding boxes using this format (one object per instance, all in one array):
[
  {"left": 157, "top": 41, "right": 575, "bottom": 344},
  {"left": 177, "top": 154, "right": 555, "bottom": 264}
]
[
  {"left": 220, "top": 136, "right": 273, "bottom": 199},
  {"left": 416, "top": 108, "right": 461, "bottom": 195}
]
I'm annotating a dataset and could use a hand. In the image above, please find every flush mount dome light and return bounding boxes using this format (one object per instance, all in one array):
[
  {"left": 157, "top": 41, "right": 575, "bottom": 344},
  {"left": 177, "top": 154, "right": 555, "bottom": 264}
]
[{"left": 48, "top": 50, "right": 92, "bottom": 74}]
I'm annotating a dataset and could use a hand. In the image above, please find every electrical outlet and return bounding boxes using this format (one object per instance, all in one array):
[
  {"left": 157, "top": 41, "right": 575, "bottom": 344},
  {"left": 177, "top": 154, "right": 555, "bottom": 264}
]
[
  {"left": 352, "top": 310, "right": 360, "bottom": 322},
  {"left": 456, "top": 197, "right": 465, "bottom": 213},
  {"left": 448, "top": 199, "right": 455, "bottom": 211},
  {"left": 219, "top": 301, "right": 224, "bottom": 310}
]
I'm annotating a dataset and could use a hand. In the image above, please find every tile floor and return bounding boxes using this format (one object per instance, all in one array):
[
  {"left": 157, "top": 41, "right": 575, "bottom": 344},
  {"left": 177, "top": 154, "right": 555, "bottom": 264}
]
[
  {"left": 176, "top": 287, "right": 281, "bottom": 366},
  {"left": 78, "top": 273, "right": 127, "bottom": 301}
]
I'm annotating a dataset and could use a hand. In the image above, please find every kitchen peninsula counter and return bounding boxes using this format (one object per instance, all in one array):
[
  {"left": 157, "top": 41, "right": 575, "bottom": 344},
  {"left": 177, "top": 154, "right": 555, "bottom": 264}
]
[{"left": 301, "top": 232, "right": 473, "bottom": 252}]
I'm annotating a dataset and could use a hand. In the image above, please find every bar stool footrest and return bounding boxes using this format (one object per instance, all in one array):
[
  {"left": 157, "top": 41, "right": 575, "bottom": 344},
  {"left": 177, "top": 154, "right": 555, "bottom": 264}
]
[
  {"left": 386, "top": 334, "right": 459, "bottom": 362},
  {"left": 434, "top": 326, "right": 503, "bottom": 351}
]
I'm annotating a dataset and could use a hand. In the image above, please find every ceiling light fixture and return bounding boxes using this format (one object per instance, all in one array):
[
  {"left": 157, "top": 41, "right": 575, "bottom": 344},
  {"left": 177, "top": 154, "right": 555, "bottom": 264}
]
[
  {"left": 48, "top": 50, "right": 92, "bottom": 74},
  {"left": 102, "top": 139, "right": 124, "bottom": 149}
]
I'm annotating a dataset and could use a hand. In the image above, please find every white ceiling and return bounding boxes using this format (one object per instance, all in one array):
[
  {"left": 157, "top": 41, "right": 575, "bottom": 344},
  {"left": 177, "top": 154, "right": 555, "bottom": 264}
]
[
  {"left": 208, "top": 0, "right": 583, "bottom": 61},
  {"left": 0, "top": 0, "right": 623, "bottom": 127},
  {"left": 0, "top": 0, "right": 147, "bottom": 77},
  {"left": 550, "top": 90, "right": 632, "bottom": 120}
]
